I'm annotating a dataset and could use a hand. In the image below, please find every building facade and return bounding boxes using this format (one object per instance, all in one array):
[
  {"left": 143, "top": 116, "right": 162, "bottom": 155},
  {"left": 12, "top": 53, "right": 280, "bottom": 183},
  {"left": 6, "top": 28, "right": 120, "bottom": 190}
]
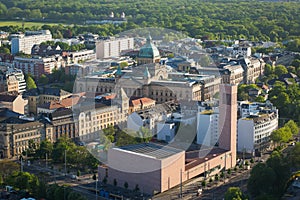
[
  {"left": 0, "top": 118, "right": 46, "bottom": 158},
  {"left": 237, "top": 110, "right": 278, "bottom": 153},
  {"left": 96, "top": 37, "right": 134, "bottom": 59},
  {"left": 13, "top": 56, "right": 65, "bottom": 78},
  {"left": 11, "top": 30, "right": 52, "bottom": 54}
]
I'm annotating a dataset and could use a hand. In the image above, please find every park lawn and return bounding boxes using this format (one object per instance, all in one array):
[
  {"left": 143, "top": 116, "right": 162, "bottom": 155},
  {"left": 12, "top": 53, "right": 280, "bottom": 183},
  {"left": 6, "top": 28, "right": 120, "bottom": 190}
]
[{"left": 0, "top": 20, "right": 61, "bottom": 27}]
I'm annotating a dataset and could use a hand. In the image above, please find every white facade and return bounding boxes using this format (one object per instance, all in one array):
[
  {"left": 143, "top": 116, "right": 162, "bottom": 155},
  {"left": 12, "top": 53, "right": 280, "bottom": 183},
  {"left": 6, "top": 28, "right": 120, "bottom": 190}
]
[
  {"left": 237, "top": 111, "right": 278, "bottom": 153},
  {"left": 196, "top": 108, "right": 219, "bottom": 147},
  {"left": 238, "top": 101, "right": 274, "bottom": 118},
  {"left": 6, "top": 68, "right": 26, "bottom": 93},
  {"left": 157, "top": 122, "right": 176, "bottom": 142},
  {"left": 232, "top": 46, "right": 251, "bottom": 58},
  {"left": 11, "top": 30, "right": 52, "bottom": 54},
  {"left": 96, "top": 37, "right": 134, "bottom": 59}
]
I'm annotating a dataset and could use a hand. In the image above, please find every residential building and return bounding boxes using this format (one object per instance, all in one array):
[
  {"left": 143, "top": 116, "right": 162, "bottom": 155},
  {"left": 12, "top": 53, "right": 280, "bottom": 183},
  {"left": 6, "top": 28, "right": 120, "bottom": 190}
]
[
  {"left": 0, "top": 68, "right": 26, "bottom": 94},
  {"left": 96, "top": 37, "right": 134, "bottom": 59},
  {"left": 0, "top": 92, "right": 28, "bottom": 114},
  {"left": 37, "top": 95, "right": 82, "bottom": 114},
  {"left": 64, "top": 49, "right": 96, "bottom": 64},
  {"left": 129, "top": 97, "right": 155, "bottom": 114},
  {"left": 11, "top": 30, "right": 52, "bottom": 54},
  {"left": 237, "top": 107, "right": 278, "bottom": 153},
  {"left": 13, "top": 56, "right": 65, "bottom": 78},
  {"left": 220, "top": 64, "right": 244, "bottom": 84},
  {"left": 232, "top": 46, "right": 251, "bottom": 58},
  {"left": 24, "top": 88, "right": 72, "bottom": 115}
]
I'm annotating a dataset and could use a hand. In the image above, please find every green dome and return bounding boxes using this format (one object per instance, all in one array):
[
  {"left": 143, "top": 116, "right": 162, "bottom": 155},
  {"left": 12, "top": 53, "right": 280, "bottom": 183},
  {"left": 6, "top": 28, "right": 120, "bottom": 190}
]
[{"left": 138, "top": 35, "right": 160, "bottom": 59}]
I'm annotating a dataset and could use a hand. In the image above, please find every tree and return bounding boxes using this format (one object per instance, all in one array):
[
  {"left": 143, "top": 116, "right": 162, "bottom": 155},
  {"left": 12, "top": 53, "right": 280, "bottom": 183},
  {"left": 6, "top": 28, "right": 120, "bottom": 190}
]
[
  {"left": 285, "top": 120, "right": 299, "bottom": 135},
  {"left": 264, "top": 64, "right": 274, "bottom": 76},
  {"left": 201, "top": 180, "right": 206, "bottom": 188},
  {"left": 26, "top": 76, "right": 37, "bottom": 90},
  {"left": 255, "top": 96, "right": 265, "bottom": 103},
  {"left": 36, "top": 139, "right": 53, "bottom": 158},
  {"left": 214, "top": 174, "right": 219, "bottom": 182},
  {"left": 38, "top": 74, "right": 49, "bottom": 85},
  {"left": 124, "top": 181, "right": 128, "bottom": 189},
  {"left": 225, "top": 187, "right": 247, "bottom": 200},
  {"left": 247, "top": 163, "right": 276, "bottom": 197},
  {"left": 274, "top": 65, "right": 288, "bottom": 77}
]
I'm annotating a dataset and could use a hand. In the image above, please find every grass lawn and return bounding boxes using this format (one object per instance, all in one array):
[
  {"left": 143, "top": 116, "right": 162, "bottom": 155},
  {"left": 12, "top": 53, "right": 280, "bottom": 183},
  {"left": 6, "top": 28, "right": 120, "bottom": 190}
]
[{"left": 0, "top": 20, "right": 62, "bottom": 27}]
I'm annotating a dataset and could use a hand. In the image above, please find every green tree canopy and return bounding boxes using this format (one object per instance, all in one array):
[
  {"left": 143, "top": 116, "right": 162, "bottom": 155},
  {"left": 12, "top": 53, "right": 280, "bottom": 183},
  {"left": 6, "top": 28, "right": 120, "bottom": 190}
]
[
  {"left": 26, "top": 76, "right": 37, "bottom": 90},
  {"left": 274, "top": 65, "right": 288, "bottom": 77},
  {"left": 225, "top": 187, "right": 247, "bottom": 200}
]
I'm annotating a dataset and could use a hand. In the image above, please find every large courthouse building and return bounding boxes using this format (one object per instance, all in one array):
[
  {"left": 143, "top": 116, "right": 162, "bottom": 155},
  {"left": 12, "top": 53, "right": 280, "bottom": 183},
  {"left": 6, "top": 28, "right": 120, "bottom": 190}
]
[{"left": 75, "top": 35, "right": 221, "bottom": 103}]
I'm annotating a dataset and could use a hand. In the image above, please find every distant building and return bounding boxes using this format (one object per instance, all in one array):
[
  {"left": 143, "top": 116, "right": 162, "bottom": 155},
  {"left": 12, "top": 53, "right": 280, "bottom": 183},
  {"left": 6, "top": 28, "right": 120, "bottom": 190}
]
[
  {"left": 11, "top": 30, "right": 52, "bottom": 54},
  {"left": 95, "top": 37, "right": 134, "bottom": 59},
  {"left": 0, "top": 68, "right": 26, "bottom": 94},
  {"left": 13, "top": 56, "right": 65, "bottom": 78},
  {"left": 24, "top": 88, "right": 72, "bottom": 115},
  {"left": 0, "top": 92, "right": 28, "bottom": 114},
  {"left": 129, "top": 97, "right": 155, "bottom": 114},
  {"left": 232, "top": 46, "right": 251, "bottom": 58}
]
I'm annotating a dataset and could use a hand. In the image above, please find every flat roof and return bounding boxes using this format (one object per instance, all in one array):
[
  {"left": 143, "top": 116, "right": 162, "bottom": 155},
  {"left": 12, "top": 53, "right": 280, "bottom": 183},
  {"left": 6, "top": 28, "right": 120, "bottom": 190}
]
[{"left": 116, "top": 142, "right": 184, "bottom": 159}]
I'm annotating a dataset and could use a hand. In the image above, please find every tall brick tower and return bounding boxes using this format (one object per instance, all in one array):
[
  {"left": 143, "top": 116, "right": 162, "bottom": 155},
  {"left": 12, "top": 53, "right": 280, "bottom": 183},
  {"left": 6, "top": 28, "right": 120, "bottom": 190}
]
[{"left": 218, "top": 84, "right": 237, "bottom": 169}]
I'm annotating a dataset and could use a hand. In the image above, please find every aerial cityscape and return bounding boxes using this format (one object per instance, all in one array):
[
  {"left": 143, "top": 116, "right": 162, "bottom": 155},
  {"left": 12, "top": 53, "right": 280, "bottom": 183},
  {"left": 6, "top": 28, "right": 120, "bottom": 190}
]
[{"left": 0, "top": 0, "right": 300, "bottom": 200}]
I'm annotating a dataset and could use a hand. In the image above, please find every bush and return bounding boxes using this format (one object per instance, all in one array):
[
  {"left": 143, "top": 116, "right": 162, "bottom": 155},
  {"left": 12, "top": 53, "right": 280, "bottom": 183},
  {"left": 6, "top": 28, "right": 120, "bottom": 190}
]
[
  {"left": 135, "top": 184, "right": 140, "bottom": 192},
  {"left": 250, "top": 158, "right": 254, "bottom": 163},
  {"left": 201, "top": 180, "right": 206, "bottom": 187},
  {"left": 215, "top": 174, "right": 219, "bottom": 181},
  {"left": 124, "top": 182, "right": 128, "bottom": 189}
]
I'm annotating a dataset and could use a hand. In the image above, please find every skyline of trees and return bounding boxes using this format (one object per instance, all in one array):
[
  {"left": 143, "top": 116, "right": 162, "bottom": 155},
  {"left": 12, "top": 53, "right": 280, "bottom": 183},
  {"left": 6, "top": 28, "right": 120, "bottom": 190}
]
[{"left": 0, "top": 0, "right": 299, "bottom": 42}]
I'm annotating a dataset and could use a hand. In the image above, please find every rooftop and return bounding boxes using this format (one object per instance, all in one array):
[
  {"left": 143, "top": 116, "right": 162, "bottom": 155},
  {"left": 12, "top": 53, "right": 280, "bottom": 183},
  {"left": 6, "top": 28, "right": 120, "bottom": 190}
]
[{"left": 116, "top": 142, "right": 183, "bottom": 159}]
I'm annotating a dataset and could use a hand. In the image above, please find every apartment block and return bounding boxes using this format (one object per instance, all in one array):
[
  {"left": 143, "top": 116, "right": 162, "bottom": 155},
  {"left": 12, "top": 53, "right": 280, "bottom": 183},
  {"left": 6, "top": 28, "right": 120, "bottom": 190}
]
[{"left": 11, "top": 30, "right": 52, "bottom": 54}]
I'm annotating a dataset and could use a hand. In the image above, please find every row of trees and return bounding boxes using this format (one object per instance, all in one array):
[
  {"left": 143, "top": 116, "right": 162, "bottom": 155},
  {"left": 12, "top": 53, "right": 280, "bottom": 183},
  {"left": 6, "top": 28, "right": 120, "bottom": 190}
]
[
  {"left": 33, "top": 137, "right": 99, "bottom": 170},
  {"left": 247, "top": 143, "right": 300, "bottom": 200},
  {"left": 0, "top": 1, "right": 299, "bottom": 43},
  {"left": 271, "top": 120, "right": 299, "bottom": 147},
  {"left": 0, "top": 160, "right": 86, "bottom": 200}
]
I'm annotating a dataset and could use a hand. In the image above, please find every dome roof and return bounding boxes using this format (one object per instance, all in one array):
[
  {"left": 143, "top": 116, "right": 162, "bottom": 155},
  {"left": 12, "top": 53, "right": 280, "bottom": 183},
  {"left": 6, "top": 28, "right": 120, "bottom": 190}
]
[{"left": 138, "top": 34, "right": 160, "bottom": 59}]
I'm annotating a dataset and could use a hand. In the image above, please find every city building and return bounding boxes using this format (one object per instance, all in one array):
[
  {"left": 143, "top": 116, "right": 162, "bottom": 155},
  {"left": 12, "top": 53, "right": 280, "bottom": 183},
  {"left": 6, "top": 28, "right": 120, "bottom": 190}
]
[
  {"left": 129, "top": 97, "right": 156, "bottom": 114},
  {"left": 24, "top": 88, "right": 72, "bottom": 115},
  {"left": 237, "top": 106, "right": 278, "bottom": 153},
  {"left": 11, "top": 30, "right": 52, "bottom": 54},
  {"left": 98, "top": 84, "right": 237, "bottom": 195},
  {"left": 196, "top": 105, "right": 219, "bottom": 147},
  {"left": 157, "top": 121, "right": 176, "bottom": 142},
  {"left": 137, "top": 35, "right": 161, "bottom": 65},
  {"left": 13, "top": 56, "right": 65, "bottom": 78},
  {"left": 41, "top": 108, "right": 78, "bottom": 142},
  {"left": 232, "top": 46, "right": 251, "bottom": 58},
  {"left": 96, "top": 37, "right": 134, "bottom": 59},
  {"left": 0, "top": 92, "right": 28, "bottom": 114},
  {"left": 0, "top": 117, "right": 47, "bottom": 158},
  {"left": 0, "top": 68, "right": 26, "bottom": 94}
]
